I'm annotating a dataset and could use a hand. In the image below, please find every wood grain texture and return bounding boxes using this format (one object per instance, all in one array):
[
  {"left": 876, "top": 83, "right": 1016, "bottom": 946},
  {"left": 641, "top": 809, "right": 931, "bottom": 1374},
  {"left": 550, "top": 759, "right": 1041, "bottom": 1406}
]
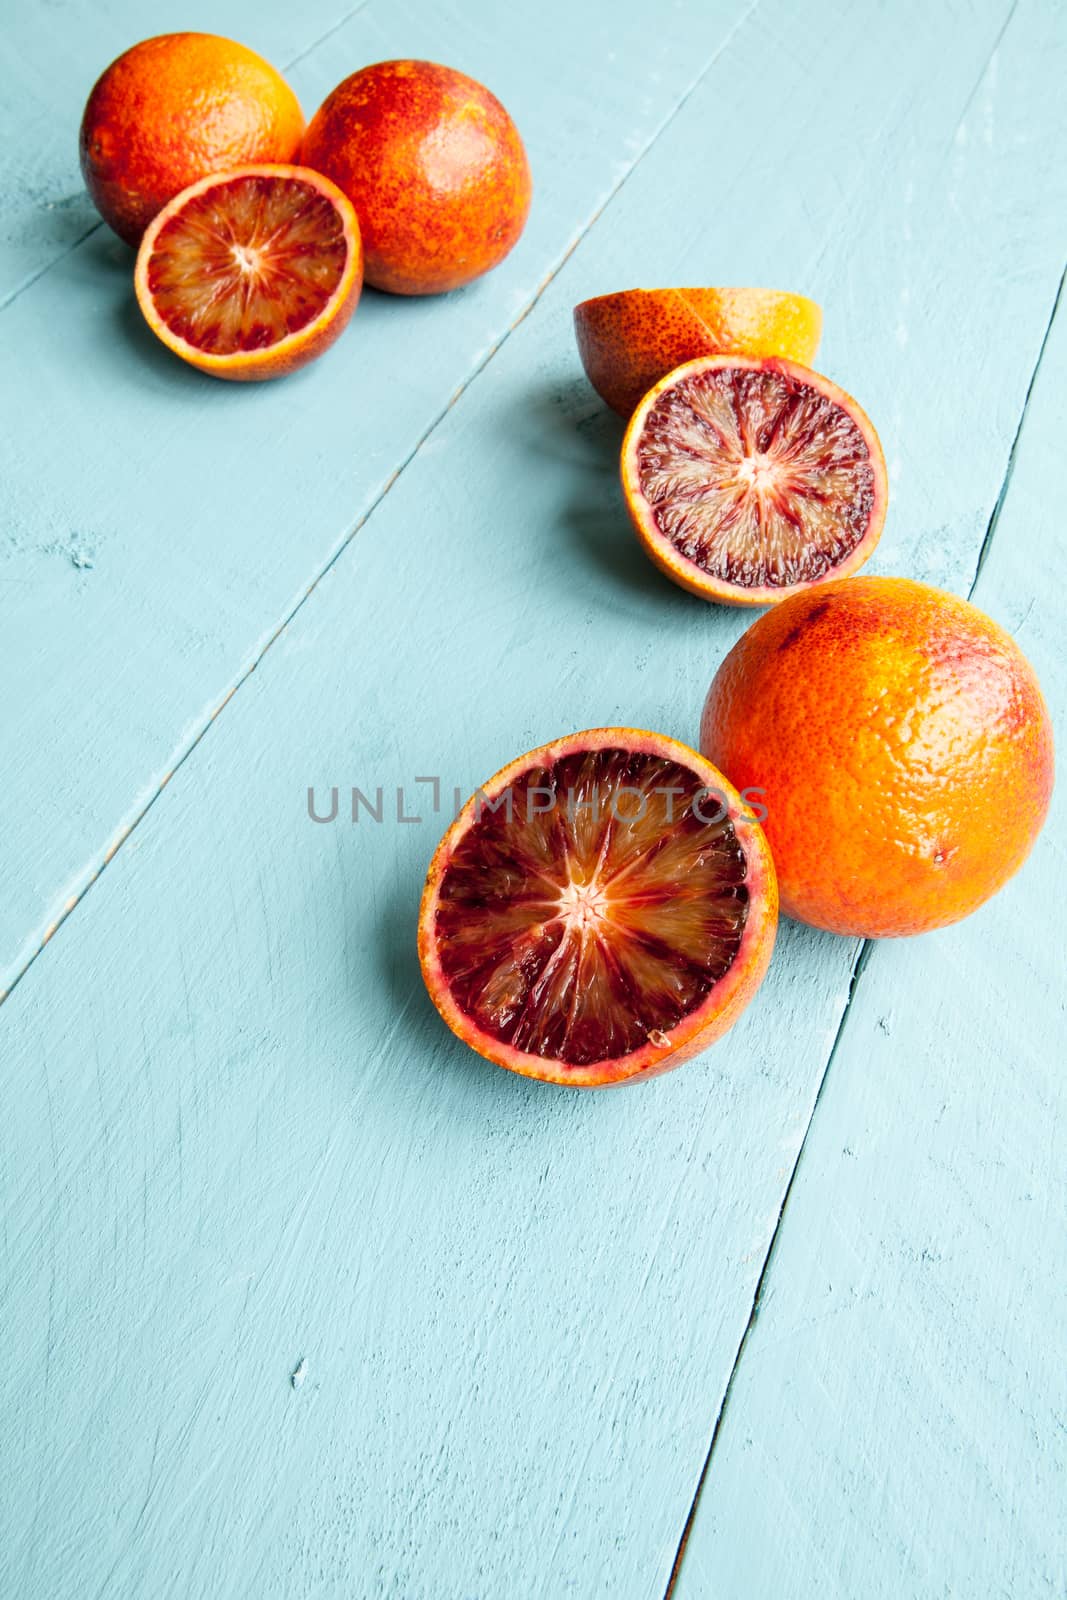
[
  {"left": 1, "top": 0, "right": 1063, "bottom": 1597},
  {"left": 672, "top": 282, "right": 1067, "bottom": 1600},
  {"left": 0, "top": 0, "right": 755, "bottom": 996}
]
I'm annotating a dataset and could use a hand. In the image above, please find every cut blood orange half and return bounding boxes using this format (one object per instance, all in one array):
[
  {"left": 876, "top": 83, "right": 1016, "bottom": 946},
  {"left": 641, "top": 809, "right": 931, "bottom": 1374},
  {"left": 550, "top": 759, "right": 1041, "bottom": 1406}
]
[
  {"left": 134, "top": 164, "right": 363, "bottom": 380},
  {"left": 621, "top": 355, "right": 887, "bottom": 605},
  {"left": 574, "top": 286, "right": 822, "bottom": 418},
  {"left": 418, "top": 729, "right": 777, "bottom": 1088}
]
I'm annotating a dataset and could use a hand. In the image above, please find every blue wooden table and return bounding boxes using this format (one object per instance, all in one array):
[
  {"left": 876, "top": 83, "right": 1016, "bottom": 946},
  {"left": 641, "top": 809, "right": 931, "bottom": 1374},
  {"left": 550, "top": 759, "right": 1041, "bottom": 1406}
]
[{"left": 2, "top": 2, "right": 1064, "bottom": 1595}]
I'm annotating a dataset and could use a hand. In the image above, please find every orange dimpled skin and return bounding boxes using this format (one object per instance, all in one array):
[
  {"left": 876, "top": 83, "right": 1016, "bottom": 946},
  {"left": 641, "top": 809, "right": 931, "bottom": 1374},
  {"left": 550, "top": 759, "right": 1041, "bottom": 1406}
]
[
  {"left": 574, "top": 287, "right": 823, "bottom": 417},
  {"left": 301, "top": 60, "right": 532, "bottom": 295},
  {"left": 80, "top": 33, "right": 305, "bottom": 246},
  {"left": 700, "top": 578, "right": 1055, "bottom": 938}
]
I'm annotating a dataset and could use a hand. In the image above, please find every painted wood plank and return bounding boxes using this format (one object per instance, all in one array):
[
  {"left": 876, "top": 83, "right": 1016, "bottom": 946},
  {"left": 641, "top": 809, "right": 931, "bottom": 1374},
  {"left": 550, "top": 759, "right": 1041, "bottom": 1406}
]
[
  {"left": 0, "top": 0, "right": 756, "bottom": 996},
  {"left": 0, "top": 0, "right": 350, "bottom": 307},
  {"left": 671, "top": 282, "right": 1067, "bottom": 1600},
  {"left": 2, "top": 3, "right": 1062, "bottom": 1598}
]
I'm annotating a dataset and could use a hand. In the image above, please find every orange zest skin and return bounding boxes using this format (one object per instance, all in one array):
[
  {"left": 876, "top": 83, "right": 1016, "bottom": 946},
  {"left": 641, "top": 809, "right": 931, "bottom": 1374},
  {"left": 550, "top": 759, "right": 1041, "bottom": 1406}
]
[
  {"left": 700, "top": 578, "right": 1055, "bottom": 937},
  {"left": 574, "top": 287, "right": 823, "bottom": 418},
  {"left": 79, "top": 33, "right": 305, "bottom": 246},
  {"left": 134, "top": 165, "right": 363, "bottom": 382},
  {"left": 417, "top": 728, "right": 778, "bottom": 1088},
  {"left": 301, "top": 59, "right": 532, "bottom": 296},
  {"left": 621, "top": 354, "right": 888, "bottom": 606}
]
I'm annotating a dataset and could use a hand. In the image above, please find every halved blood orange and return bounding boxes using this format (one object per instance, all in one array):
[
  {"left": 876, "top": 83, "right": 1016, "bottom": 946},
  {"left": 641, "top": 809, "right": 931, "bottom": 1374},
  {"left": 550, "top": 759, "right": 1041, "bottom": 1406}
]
[
  {"left": 574, "top": 286, "right": 822, "bottom": 418},
  {"left": 621, "top": 355, "right": 887, "bottom": 605},
  {"left": 418, "top": 728, "right": 777, "bottom": 1088},
  {"left": 134, "top": 164, "right": 363, "bottom": 380}
]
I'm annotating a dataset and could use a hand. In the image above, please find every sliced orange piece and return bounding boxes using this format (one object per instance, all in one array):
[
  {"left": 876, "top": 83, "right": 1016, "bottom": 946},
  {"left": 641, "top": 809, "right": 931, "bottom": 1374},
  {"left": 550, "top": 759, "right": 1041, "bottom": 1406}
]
[
  {"left": 134, "top": 164, "right": 362, "bottom": 380},
  {"left": 574, "top": 286, "right": 822, "bottom": 417},
  {"left": 418, "top": 728, "right": 777, "bottom": 1088},
  {"left": 621, "top": 355, "right": 887, "bottom": 606}
]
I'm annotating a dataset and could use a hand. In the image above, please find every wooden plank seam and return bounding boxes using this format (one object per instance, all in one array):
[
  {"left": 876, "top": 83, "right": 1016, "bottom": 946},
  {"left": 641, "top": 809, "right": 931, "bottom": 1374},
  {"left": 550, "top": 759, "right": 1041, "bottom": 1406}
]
[
  {"left": 662, "top": 260, "right": 1067, "bottom": 1598},
  {"left": 662, "top": 938, "right": 872, "bottom": 1599},
  {"left": 967, "top": 262, "right": 1066, "bottom": 599},
  {"left": 0, "top": 0, "right": 762, "bottom": 1008}
]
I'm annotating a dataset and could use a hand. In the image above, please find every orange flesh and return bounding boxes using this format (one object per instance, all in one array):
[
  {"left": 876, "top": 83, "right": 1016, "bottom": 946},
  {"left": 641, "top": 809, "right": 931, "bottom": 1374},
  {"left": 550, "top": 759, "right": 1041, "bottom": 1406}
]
[
  {"left": 636, "top": 366, "right": 877, "bottom": 589},
  {"left": 434, "top": 748, "right": 750, "bottom": 1067},
  {"left": 146, "top": 173, "right": 349, "bottom": 353}
]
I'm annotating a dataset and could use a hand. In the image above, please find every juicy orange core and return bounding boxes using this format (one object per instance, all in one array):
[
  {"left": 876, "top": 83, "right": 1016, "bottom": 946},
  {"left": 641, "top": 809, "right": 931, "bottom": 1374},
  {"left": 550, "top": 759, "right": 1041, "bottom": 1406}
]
[
  {"left": 434, "top": 748, "right": 750, "bottom": 1068},
  {"left": 636, "top": 367, "right": 876, "bottom": 588},
  {"left": 147, "top": 175, "right": 349, "bottom": 355}
]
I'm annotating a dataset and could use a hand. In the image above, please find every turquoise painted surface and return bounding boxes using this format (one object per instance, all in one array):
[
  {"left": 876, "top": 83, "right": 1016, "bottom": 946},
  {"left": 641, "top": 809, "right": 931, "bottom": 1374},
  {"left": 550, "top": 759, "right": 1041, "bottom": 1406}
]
[
  {"left": 0, "top": 2, "right": 1063, "bottom": 1597},
  {"left": 0, "top": 0, "right": 755, "bottom": 992}
]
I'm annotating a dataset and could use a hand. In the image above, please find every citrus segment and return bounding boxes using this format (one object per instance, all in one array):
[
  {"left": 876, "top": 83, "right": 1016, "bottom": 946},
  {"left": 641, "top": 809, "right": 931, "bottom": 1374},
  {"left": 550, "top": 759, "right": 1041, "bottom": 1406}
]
[
  {"left": 700, "top": 578, "right": 1055, "bottom": 937},
  {"left": 418, "top": 730, "right": 777, "bottom": 1087},
  {"left": 574, "top": 287, "right": 822, "bottom": 417},
  {"left": 80, "top": 33, "right": 305, "bottom": 246},
  {"left": 622, "top": 355, "right": 887, "bottom": 605},
  {"left": 134, "top": 166, "right": 362, "bottom": 380}
]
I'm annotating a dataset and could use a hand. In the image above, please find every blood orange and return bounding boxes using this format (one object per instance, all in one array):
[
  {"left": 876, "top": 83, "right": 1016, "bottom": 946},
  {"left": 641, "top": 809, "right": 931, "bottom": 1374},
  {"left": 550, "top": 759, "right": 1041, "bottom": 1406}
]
[
  {"left": 700, "top": 578, "right": 1055, "bottom": 937},
  {"left": 418, "top": 729, "right": 777, "bottom": 1087},
  {"left": 621, "top": 355, "right": 887, "bottom": 605},
  {"left": 134, "top": 165, "right": 362, "bottom": 381},
  {"left": 80, "top": 33, "right": 305, "bottom": 246},
  {"left": 574, "top": 287, "right": 822, "bottom": 418},
  {"left": 301, "top": 60, "right": 532, "bottom": 296}
]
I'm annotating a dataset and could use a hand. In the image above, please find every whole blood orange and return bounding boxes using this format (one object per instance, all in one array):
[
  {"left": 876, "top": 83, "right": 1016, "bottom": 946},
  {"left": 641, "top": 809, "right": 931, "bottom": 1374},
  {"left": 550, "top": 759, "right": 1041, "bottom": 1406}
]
[
  {"left": 80, "top": 33, "right": 305, "bottom": 246},
  {"left": 300, "top": 60, "right": 532, "bottom": 295},
  {"left": 700, "top": 578, "right": 1055, "bottom": 938},
  {"left": 134, "top": 166, "right": 362, "bottom": 381},
  {"left": 575, "top": 287, "right": 822, "bottom": 417},
  {"left": 418, "top": 728, "right": 777, "bottom": 1087},
  {"left": 621, "top": 355, "right": 887, "bottom": 604}
]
